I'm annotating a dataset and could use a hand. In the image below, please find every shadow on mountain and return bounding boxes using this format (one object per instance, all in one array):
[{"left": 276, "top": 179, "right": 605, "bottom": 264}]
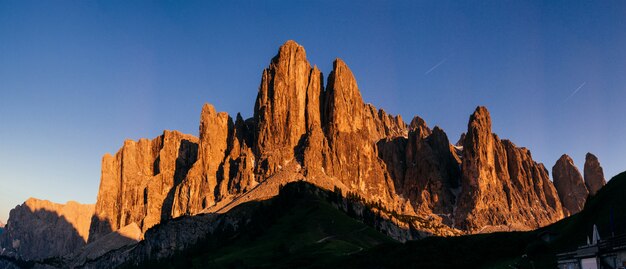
[
  {"left": 23, "top": 169, "right": 626, "bottom": 268},
  {"left": 324, "top": 171, "right": 626, "bottom": 269},
  {"left": 376, "top": 136, "right": 407, "bottom": 195},
  {"left": 161, "top": 138, "right": 198, "bottom": 222},
  {"left": 79, "top": 181, "right": 415, "bottom": 268},
  {"left": 88, "top": 214, "right": 113, "bottom": 244},
  {"left": 0, "top": 205, "right": 92, "bottom": 269},
  {"left": 0, "top": 203, "right": 142, "bottom": 269},
  {"left": 0, "top": 207, "right": 87, "bottom": 261}
]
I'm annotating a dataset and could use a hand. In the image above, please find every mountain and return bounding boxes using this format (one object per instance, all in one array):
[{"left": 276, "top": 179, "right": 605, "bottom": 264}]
[
  {"left": 584, "top": 152, "right": 606, "bottom": 196},
  {"left": 70, "top": 182, "right": 403, "bottom": 268},
  {"left": 327, "top": 170, "right": 626, "bottom": 268},
  {"left": 0, "top": 40, "right": 610, "bottom": 266},
  {"left": 86, "top": 40, "right": 568, "bottom": 240},
  {"left": 74, "top": 171, "right": 626, "bottom": 269},
  {"left": 552, "top": 153, "right": 608, "bottom": 217},
  {"left": 0, "top": 198, "right": 94, "bottom": 261}
]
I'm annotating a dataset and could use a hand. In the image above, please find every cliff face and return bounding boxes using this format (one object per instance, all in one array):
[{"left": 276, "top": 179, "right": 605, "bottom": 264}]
[
  {"left": 553, "top": 154, "right": 588, "bottom": 216},
  {"left": 426, "top": 107, "right": 564, "bottom": 232},
  {"left": 171, "top": 104, "right": 255, "bottom": 217},
  {"left": 4, "top": 41, "right": 613, "bottom": 265},
  {"left": 88, "top": 41, "right": 410, "bottom": 244},
  {"left": 378, "top": 118, "right": 461, "bottom": 226},
  {"left": 551, "top": 152, "right": 606, "bottom": 217},
  {"left": 88, "top": 130, "right": 199, "bottom": 242},
  {"left": 584, "top": 152, "right": 606, "bottom": 196},
  {"left": 85, "top": 41, "right": 568, "bottom": 243},
  {"left": 0, "top": 198, "right": 94, "bottom": 261},
  {"left": 254, "top": 40, "right": 319, "bottom": 178}
]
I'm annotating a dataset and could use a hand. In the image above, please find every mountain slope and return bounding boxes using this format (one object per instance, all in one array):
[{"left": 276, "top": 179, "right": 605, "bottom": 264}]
[
  {"left": 182, "top": 185, "right": 396, "bottom": 269},
  {"left": 0, "top": 199, "right": 94, "bottom": 261},
  {"left": 87, "top": 171, "right": 623, "bottom": 269},
  {"left": 78, "top": 182, "right": 402, "bottom": 268}
]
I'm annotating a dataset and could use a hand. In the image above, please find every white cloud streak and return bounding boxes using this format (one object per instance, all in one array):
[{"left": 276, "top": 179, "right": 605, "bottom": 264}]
[
  {"left": 564, "top": 82, "right": 586, "bottom": 102},
  {"left": 424, "top": 57, "right": 449, "bottom": 75}
]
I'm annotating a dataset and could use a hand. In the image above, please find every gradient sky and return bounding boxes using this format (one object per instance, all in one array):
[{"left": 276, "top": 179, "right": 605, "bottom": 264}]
[{"left": 1, "top": 1, "right": 625, "bottom": 223}]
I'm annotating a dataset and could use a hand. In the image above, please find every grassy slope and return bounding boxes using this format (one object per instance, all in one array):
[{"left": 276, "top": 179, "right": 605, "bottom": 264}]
[
  {"left": 150, "top": 183, "right": 395, "bottom": 269},
  {"left": 192, "top": 198, "right": 394, "bottom": 268}
]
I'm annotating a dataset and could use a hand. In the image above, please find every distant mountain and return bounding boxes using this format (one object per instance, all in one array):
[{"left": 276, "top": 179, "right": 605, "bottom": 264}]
[
  {"left": 0, "top": 40, "right": 612, "bottom": 267},
  {"left": 0, "top": 198, "right": 94, "bottom": 261}
]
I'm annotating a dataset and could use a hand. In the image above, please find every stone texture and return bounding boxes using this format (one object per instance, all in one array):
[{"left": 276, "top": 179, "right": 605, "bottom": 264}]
[
  {"left": 0, "top": 198, "right": 94, "bottom": 261},
  {"left": 319, "top": 59, "right": 407, "bottom": 208},
  {"left": 454, "top": 107, "right": 563, "bottom": 232},
  {"left": 88, "top": 130, "right": 198, "bottom": 243},
  {"left": 584, "top": 152, "right": 606, "bottom": 196},
  {"left": 254, "top": 40, "right": 320, "bottom": 178},
  {"left": 71, "top": 223, "right": 142, "bottom": 267},
  {"left": 553, "top": 154, "right": 589, "bottom": 216},
  {"left": 378, "top": 118, "right": 461, "bottom": 225},
  {"left": 171, "top": 104, "right": 233, "bottom": 216}
]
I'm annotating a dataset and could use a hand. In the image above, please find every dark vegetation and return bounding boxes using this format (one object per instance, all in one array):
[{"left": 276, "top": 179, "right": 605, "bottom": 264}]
[
  {"left": 134, "top": 182, "right": 396, "bottom": 269},
  {"left": 327, "top": 171, "right": 626, "bottom": 268}
]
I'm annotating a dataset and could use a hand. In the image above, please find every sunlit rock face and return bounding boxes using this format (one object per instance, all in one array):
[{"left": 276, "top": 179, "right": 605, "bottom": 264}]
[
  {"left": 453, "top": 107, "right": 563, "bottom": 232},
  {"left": 0, "top": 198, "right": 94, "bottom": 261},
  {"left": 553, "top": 154, "right": 589, "bottom": 216},
  {"left": 88, "top": 130, "right": 199, "bottom": 243},
  {"left": 85, "top": 40, "right": 570, "bottom": 243}
]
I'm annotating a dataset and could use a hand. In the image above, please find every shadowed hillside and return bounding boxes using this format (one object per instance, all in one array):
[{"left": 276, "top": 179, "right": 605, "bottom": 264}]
[
  {"left": 0, "top": 199, "right": 93, "bottom": 261},
  {"left": 89, "top": 171, "right": 625, "bottom": 269},
  {"left": 324, "top": 171, "right": 626, "bottom": 268}
]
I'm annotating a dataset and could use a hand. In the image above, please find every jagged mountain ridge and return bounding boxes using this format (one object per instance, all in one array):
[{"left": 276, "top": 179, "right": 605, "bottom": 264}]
[
  {"left": 0, "top": 41, "right": 610, "bottom": 264},
  {"left": 88, "top": 40, "right": 576, "bottom": 239}
]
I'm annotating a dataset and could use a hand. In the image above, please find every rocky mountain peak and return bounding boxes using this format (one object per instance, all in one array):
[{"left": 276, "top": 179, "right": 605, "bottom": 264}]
[
  {"left": 467, "top": 106, "right": 492, "bottom": 137},
  {"left": 455, "top": 105, "right": 563, "bottom": 231},
  {"left": 584, "top": 152, "right": 606, "bottom": 196},
  {"left": 254, "top": 40, "right": 319, "bottom": 176},
  {"left": 552, "top": 154, "right": 588, "bottom": 216},
  {"left": 274, "top": 40, "right": 307, "bottom": 62},
  {"left": 409, "top": 116, "right": 431, "bottom": 138},
  {"left": 323, "top": 58, "right": 365, "bottom": 135},
  {"left": 0, "top": 40, "right": 598, "bottom": 266}
]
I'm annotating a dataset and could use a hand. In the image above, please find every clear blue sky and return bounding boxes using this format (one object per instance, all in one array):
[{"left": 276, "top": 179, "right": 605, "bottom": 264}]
[{"left": 1, "top": 1, "right": 625, "bottom": 222}]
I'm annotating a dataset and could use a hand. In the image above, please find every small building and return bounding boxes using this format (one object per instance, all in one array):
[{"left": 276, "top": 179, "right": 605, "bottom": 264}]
[{"left": 557, "top": 233, "right": 626, "bottom": 269}]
